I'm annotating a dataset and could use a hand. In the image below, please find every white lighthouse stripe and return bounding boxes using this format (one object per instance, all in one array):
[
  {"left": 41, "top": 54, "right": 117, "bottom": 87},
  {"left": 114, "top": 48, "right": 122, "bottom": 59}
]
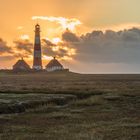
[
  {"left": 34, "top": 50, "right": 41, "bottom": 58},
  {"left": 33, "top": 24, "right": 42, "bottom": 70},
  {"left": 33, "top": 66, "right": 42, "bottom": 70},
  {"left": 35, "top": 36, "right": 40, "bottom": 44}
]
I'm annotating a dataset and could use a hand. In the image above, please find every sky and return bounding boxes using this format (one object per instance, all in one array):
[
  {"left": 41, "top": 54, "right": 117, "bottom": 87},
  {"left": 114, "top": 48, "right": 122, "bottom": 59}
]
[{"left": 1, "top": 0, "right": 140, "bottom": 73}]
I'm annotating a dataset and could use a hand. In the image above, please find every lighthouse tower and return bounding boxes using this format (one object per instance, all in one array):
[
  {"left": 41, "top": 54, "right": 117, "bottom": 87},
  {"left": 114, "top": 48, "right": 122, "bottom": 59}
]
[{"left": 33, "top": 24, "right": 42, "bottom": 70}]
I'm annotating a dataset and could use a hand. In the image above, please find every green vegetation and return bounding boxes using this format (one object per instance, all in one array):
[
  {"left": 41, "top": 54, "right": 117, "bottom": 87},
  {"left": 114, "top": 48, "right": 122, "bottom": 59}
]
[{"left": 0, "top": 72, "right": 139, "bottom": 140}]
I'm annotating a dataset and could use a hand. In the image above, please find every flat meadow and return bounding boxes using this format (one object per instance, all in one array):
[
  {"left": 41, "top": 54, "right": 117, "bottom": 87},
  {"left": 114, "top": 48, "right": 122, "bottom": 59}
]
[{"left": 0, "top": 72, "right": 139, "bottom": 140}]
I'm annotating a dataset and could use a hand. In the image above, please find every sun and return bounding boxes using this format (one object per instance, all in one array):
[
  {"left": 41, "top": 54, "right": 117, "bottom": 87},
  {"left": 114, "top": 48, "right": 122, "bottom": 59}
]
[{"left": 52, "top": 37, "right": 61, "bottom": 44}]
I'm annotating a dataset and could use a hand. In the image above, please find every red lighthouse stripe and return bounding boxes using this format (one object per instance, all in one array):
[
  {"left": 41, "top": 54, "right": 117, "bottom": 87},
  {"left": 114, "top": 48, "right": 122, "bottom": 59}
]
[
  {"left": 33, "top": 24, "right": 42, "bottom": 70},
  {"left": 34, "top": 45, "right": 41, "bottom": 50},
  {"left": 34, "top": 58, "right": 42, "bottom": 66}
]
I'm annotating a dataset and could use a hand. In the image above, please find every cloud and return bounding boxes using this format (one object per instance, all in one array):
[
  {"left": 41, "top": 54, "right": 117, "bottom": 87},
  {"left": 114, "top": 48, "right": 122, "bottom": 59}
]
[
  {"left": 32, "top": 16, "right": 81, "bottom": 31},
  {"left": 0, "top": 38, "right": 33, "bottom": 61},
  {"left": 62, "top": 28, "right": 140, "bottom": 64},
  {"left": 1, "top": 26, "right": 140, "bottom": 67},
  {"left": 0, "top": 55, "right": 15, "bottom": 61},
  {"left": 62, "top": 29, "right": 80, "bottom": 42},
  {"left": 42, "top": 39, "right": 56, "bottom": 47},
  {"left": 20, "top": 35, "right": 30, "bottom": 40},
  {"left": 42, "top": 38, "right": 76, "bottom": 59},
  {"left": 0, "top": 38, "right": 12, "bottom": 54},
  {"left": 14, "top": 39, "right": 33, "bottom": 54}
]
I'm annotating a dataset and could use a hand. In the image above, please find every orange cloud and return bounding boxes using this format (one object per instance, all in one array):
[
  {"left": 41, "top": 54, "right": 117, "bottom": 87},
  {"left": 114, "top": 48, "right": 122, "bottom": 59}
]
[{"left": 32, "top": 16, "right": 82, "bottom": 31}]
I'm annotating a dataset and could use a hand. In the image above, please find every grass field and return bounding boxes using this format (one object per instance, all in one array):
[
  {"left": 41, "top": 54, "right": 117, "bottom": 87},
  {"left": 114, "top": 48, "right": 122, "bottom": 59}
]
[{"left": 0, "top": 72, "right": 140, "bottom": 140}]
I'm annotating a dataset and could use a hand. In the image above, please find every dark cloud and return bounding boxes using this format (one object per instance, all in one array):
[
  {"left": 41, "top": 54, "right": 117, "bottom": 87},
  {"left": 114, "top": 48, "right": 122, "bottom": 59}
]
[
  {"left": 0, "top": 38, "right": 12, "bottom": 54},
  {"left": 62, "top": 29, "right": 80, "bottom": 42},
  {"left": 62, "top": 28, "right": 140, "bottom": 64},
  {"left": 42, "top": 39, "right": 57, "bottom": 57},
  {"left": 42, "top": 39, "right": 56, "bottom": 47},
  {"left": 1, "top": 27, "right": 140, "bottom": 66},
  {"left": 14, "top": 40, "right": 33, "bottom": 54},
  {"left": 42, "top": 38, "right": 74, "bottom": 58},
  {"left": 13, "top": 53, "right": 31, "bottom": 58}
]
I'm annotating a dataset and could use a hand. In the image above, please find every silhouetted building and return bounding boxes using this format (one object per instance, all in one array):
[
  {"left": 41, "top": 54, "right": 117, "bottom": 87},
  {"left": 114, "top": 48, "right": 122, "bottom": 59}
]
[
  {"left": 13, "top": 58, "right": 31, "bottom": 71},
  {"left": 46, "top": 57, "right": 64, "bottom": 72},
  {"left": 33, "top": 24, "right": 42, "bottom": 70}
]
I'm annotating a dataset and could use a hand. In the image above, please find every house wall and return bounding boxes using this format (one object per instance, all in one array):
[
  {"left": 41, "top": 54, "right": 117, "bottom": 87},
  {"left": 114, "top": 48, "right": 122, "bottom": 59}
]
[{"left": 46, "top": 66, "right": 64, "bottom": 72}]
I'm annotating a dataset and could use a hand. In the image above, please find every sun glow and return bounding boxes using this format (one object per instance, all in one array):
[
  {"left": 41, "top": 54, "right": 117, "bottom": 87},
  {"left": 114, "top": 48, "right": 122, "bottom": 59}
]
[
  {"left": 43, "top": 55, "right": 52, "bottom": 60},
  {"left": 52, "top": 37, "right": 61, "bottom": 44},
  {"left": 52, "top": 46, "right": 59, "bottom": 52},
  {"left": 45, "top": 37, "right": 77, "bottom": 60},
  {"left": 60, "top": 56, "right": 73, "bottom": 60},
  {"left": 20, "top": 35, "right": 30, "bottom": 40},
  {"left": 32, "top": 16, "right": 82, "bottom": 31},
  {"left": 67, "top": 48, "right": 76, "bottom": 56}
]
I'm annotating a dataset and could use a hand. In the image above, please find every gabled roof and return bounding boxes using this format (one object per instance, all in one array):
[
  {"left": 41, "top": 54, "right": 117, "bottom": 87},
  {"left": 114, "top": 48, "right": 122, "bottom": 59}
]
[
  {"left": 13, "top": 59, "right": 30, "bottom": 70},
  {"left": 46, "top": 57, "right": 63, "bottom": 68}
]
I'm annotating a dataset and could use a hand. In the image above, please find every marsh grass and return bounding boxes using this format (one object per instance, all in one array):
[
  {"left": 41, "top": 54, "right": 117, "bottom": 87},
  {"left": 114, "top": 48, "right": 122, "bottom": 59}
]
[
  {"left": 72, "top": 96, "right": 105, "bottom": 106},
  {"left": 0, "top": 73, "right": 140, "bottom": 140}
]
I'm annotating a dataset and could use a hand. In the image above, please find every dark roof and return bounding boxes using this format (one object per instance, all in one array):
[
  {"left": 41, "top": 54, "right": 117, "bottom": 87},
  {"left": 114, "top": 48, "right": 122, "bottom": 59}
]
[
  {"left": 36, "top": 23, "right": 40, "bottom": 27},
  {"left": 46, "top": 57, "right": 63, "bottom": 68},
  {"left": 13, "top": 59, "right": 30, "bottom": 70}
]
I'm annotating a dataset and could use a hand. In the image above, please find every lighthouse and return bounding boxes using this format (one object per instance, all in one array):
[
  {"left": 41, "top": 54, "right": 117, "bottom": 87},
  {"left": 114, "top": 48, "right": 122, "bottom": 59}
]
[{"left": 33, "top": 24, "right": 42, "bottom": 70}]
